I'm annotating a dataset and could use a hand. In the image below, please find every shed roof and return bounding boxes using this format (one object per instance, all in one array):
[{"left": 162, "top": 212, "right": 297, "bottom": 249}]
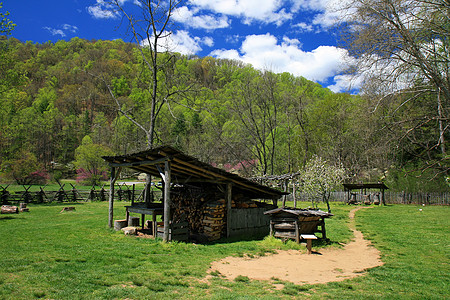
[
  {"left": 343, "top": 182, "right": 389, "bottom": 191},
  {"left": 264, "top": 207, "right": 333, "bottom": 218},
  {"left": 102, "top": 145, "right": 284, "bottom": 200}
]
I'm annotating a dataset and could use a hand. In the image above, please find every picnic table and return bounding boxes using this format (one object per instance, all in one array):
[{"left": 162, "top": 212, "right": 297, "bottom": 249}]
[{"left": 125, "top": 203, "right": 163, "bottom": 236}]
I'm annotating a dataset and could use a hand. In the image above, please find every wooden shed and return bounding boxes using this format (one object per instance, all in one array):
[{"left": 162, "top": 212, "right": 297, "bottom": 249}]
[
  {"left": 103, "top": 146, "right": 285, "bottom": 242},
  {"left": 264, "top": 208, "right": 333, "bottom": 242},
  {"left": 343, "top": 182, "right": 388, "bottom": 205}
]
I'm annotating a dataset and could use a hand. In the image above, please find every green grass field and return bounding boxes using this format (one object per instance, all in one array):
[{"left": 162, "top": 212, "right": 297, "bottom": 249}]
[{"left": 0, "top": 202, "right": 448, "bottom": 299}]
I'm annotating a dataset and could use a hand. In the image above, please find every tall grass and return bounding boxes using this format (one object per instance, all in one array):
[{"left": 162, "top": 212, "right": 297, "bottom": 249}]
[{"left": 0, "top": 202, "right": 447, "bottom": 299}]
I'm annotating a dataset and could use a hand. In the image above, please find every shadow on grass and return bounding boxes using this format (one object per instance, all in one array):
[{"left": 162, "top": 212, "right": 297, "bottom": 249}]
[
  {"left": 313, "top": 238, "right": 344, "bottom": 247},
  {"left": 0, "top": 215, "right": 25, "bottom": 221},
  {"left": 38, "top": 202, "right": 87, "bottom": 207},
  {"left": 205, "top": 233, "right": 268, "bottom": 245},
  {"left": 197, "top": 234, "right": 343, "bottom": 249}
]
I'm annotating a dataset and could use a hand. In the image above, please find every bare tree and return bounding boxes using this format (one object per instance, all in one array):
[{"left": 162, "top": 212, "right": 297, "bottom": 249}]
[
  {"left": 338, "top": 0, "right": 449, "bottom": 175},
  {"left": 227, "top": 69, "right": 280, "bottom": 176},
  {"left": 104, "top": 0, "right": 184, "bottom": 148},
  {"left": 96, "top": 0, "right": 190, "bottom": 205}
]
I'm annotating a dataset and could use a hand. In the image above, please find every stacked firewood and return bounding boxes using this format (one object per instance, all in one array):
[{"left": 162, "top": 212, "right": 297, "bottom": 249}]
[
  {"left": 201, "top": 199, "right": 226, "bottom": 241},
  {"left": 169, "top": 186, "right": 264, "bottom": 242},
  {"left": 170, "top": 186, "right": 224, "bottom": 233},
  {"left": 233, "top": 200, "right": 258, "bottom": 208}
]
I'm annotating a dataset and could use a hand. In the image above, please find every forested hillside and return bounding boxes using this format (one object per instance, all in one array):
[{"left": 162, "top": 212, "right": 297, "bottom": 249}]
[{"left": 0, "top": 37, "right": 447, "bottom": 191}]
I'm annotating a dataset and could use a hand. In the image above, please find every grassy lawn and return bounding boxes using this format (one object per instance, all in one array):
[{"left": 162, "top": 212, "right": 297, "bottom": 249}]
[{"left": 0, "top": 202, "right": 448, "bottom": 299}]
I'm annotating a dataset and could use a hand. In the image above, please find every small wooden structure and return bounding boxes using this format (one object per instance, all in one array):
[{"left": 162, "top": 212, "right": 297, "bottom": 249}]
[
  {"left": 264, "top": 208, "right": 333, "bottom": 243},
  {"left": 250, "top": 172, "right": 301, "bottom": 208},
  {"left": 103, "top": 146, "right": 284, "bottom": 242},
  {"left": 343, "top": 182, "right": 388, "bottom": 205}
]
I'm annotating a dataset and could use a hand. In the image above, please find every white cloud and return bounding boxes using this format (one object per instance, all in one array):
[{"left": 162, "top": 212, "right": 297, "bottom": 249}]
[
  {"left": 225, "top": 34, "right": 241, "bottom": 44},
  {"left": 203, "top": 36, "right": 214, "bottom": 47},
  {"left": 87, "top": 0, "right": 121, "bottom": 19},
  {"left": 173, "top": 6, "right": 230, "bottom": 30},
  {"left": 43, "top": 27, "right": 66, "bottom": 37},
  {"left": 310, "top": 0, "right": 354, "bottom": 28},
  {"left": 293, "top": 22, "right": 313, "bottom": 32},
  {"left": 62, "top": 24, "right": 79, "bottom": 33},
  {"left": 211, "top": 33, "right": 356, "bottom": 91},
  {"left": 43, "top": 24, "right": 79, "bottom": 37},
  {"left": 141, "top": 30, "right": 214, "bottom": 55},
  {"left": 187, "top": 0, "right": 293, "bottom": 25},
  {"left": 327, "top": 74, "right": 361, "bottom": 93}
]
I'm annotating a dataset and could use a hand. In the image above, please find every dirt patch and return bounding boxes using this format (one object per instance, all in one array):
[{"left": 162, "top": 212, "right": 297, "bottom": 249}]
[{"left": 208, "top": 207, "right": 383, "bottom": 285}]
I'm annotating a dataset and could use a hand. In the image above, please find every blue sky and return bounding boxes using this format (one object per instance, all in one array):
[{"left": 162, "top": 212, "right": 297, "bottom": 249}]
[{"left": 4, "top": 0, "right": 357, "bottom": 92}]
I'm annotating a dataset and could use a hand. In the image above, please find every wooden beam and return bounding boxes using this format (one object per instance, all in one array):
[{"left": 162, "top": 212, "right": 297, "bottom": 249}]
[
  {"left": 108, "top": 167, "right": 122, "bottom": 228},
  {"left": 180, "top": 178, "right": 224, "bottom": 184},
  {"left": 226, "top": 183, "right": 232, "bottom": 238},
  {"left": 167, "top": 156, "right": 280, "bottom": 197},
  {"left": 163, "top": 160, "right": 171, "bottom": 242},
  {"left": 108, "top": 156, "right": 169, "bottom": 168},
  {"left": 170, "top": 163, "right": 215, "bottom": 179}
]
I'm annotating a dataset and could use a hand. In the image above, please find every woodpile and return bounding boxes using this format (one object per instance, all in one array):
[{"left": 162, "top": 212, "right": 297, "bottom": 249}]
[
  {"left": 170, "top": 185, "right": 223, "bottom": 240},
  {"left": 168, "top": 185, "right": 268, "bottom": 242},
  {"left": 201, "top": 199, "right": 226, "bottom": 241}
]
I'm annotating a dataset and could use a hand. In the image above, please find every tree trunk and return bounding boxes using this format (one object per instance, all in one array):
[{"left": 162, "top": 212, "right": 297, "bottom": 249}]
[{"left": 437, "top": 87, "right": 446, "bottom": 155}]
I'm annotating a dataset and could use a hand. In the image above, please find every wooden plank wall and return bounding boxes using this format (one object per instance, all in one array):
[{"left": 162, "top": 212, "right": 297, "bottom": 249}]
[{"left": 228, "top": 207, "right": 270, "bottom": 237}]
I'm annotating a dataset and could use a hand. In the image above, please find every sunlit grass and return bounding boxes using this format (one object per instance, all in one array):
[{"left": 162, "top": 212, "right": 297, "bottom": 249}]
[{"left": 0, "top": 202, "right": 448, "bottom": 299}]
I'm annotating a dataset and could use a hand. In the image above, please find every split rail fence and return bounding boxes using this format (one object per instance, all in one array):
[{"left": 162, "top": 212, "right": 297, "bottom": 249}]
[
  {"left": 1, "top": 184, "right": 448, "bottom": 206},
  {"left": 0, "top": 184, "right": 150, "bottom": 205}
]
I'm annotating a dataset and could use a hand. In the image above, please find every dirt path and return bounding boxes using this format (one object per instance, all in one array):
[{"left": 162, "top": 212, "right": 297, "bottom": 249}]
[{"left": 208, "top": 207, "right": 383, "bottom": 285}]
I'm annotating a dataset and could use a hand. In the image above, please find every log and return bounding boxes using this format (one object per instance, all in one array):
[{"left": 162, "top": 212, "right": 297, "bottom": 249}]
[
  {"left": 121, "top": 226, "right": 137, "bottom": 235},
  {"left": 114, "top": 219, "right": 128, "bottom": 231},
  {"left": 19, "top": 203, "right": 29, "bottom": 212},
  {"left": 128, "top": 216, "right": 140, "bottom": 227},
  {"left": 1, "top": 205, "right": 18, "bottom": 214},
  {"left": 60, "top": 207, "right": 76, "bottom": 213}
]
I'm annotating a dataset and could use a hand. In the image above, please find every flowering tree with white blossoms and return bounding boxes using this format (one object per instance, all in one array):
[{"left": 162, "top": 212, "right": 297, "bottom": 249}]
[{"left": 300, "top": 156, "right": 346, "bottom": 213}]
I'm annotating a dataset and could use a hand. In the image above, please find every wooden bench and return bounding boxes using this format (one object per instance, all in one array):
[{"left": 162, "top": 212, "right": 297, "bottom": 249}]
[{"left": 300, "top": 234, "right": 317, "bottom": 254}]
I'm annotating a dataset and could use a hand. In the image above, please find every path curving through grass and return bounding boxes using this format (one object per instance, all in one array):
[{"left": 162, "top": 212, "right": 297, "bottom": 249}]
[{"left": 208, "top": 206, "right": 384, "bottom": 285}]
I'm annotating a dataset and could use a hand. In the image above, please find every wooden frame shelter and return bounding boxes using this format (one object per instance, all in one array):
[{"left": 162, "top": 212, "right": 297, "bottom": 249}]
[
  {"left": 264, "top": 208, "right": 333, "bottom": 245},
  {"left": 343, "top": 182, "right": 388, "bottom": 205},
  {"left": 251, "top": 172, "right": 301, "bottom": 208},
  {"left": 103, "top": 146, "right": 284, "bottom": 242}
]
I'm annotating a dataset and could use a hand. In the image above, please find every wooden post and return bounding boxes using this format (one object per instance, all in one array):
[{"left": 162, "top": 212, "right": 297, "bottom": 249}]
[
  {"left": 293, "top": 181, "right": 297, "bottom": 208},
  {"left": 163, "top": 160, "right": 171, "bottom": 242},
  {"left": 382, "top": 188, "right": 386, "bottom": 206},
  {"left": 226, "top": 183, "right": 232, "bottom": 238},
  {"left": 295, "top": 220, "right": 300, "bottom": 243},
  {"left": 108, "top": 167, "right": 121, "bottom": 228},
  {"left": 321, "top": 217, "right": 327, "bottom": 239},
  {"left": 144, "top": 174, "right": 152, "bottom": 206}
]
